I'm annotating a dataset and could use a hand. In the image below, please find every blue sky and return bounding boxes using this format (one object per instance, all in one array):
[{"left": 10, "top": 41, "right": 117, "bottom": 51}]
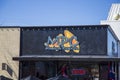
[{"left": 0, "top": 0, "right": 119, "bottom": 26}]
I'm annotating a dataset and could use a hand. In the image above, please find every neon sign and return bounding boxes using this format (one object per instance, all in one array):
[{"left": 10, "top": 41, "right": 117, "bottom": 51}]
[
  {"left": 72, "top": 69, "right": 86, "bottom": 75},
  {"left": 44, "top": 30, "right": 80, "bottom": 53}
]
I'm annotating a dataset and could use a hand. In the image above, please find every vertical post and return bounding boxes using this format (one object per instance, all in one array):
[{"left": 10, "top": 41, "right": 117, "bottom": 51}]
[
  {"left": 118, "top": 41, "right": 120, "bottom": 80},
  {"left": 119, "top": 62, "right": 120, "bottom": 80},
  {"left": 115, "top": 62, "right": 117, "bottom": 80},
  {"left": 19, "top": 62, "right": 22, "bottom": 80},
  {"left": 55, "top": 61, "right": 58, "bottom": 76}
]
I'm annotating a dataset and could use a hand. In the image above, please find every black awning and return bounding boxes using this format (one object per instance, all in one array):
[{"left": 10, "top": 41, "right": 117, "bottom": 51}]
[{"left": 13, "top": 55, "right": 120, "bottom": 62}]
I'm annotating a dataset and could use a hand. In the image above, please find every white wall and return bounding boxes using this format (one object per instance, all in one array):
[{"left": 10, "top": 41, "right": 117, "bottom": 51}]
[
  {"left": 0, "top": 28, "right": 20, "bottom": 80},
  {"left": 101, "top": 4, "right": 120, "bottom": 40},
  {"left": 101, "top": 21, "right": 120, "bottom": 40}
]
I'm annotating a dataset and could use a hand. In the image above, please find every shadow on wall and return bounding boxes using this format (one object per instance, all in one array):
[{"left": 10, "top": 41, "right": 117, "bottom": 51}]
[
  {"left": 0, "top": 75, "right": 13, "bottom": 80},
  {"left": 2, "top": 63, "right": 13, "bottom": 77}
]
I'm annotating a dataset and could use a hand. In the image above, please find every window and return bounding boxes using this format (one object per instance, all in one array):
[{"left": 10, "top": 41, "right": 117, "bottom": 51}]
[{"left": 2, "top": 63, "right": 6, "bottom": 70}]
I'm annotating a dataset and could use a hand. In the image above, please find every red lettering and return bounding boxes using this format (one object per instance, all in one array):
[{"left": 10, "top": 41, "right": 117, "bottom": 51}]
[{"left": 72, "top": 69, "right": 86, "bottom": 75}]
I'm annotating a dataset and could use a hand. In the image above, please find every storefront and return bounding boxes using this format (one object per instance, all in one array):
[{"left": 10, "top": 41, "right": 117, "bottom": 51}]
[{"left": 13, "top": 25, "right": 120, "bottom": 80}]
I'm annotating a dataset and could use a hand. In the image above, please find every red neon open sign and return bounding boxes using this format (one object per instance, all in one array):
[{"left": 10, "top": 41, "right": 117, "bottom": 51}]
[{"left": 72, "top": 69, "right": 86, "bottom": 75}]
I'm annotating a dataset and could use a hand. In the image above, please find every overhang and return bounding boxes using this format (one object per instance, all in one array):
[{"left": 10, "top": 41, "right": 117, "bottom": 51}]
[{"left": 13, "top": 55, "right": 120, "bottom": 62}]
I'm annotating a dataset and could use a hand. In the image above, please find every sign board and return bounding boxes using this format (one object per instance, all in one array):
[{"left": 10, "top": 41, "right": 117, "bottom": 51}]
[{"left": 21, "top": 26, "right": 107, "bottom": 55}]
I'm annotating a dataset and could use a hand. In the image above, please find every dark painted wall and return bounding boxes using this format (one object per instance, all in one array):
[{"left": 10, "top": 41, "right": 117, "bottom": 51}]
[{"left": 21, "top": 26, "right": 107, "bottom": 55}]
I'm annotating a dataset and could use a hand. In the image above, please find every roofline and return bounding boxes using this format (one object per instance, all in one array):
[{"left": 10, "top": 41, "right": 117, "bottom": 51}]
[
  {"left": 0, "top": 25, "right": 118, "bottom": 42},
  {"left": 0, "top": 25, "right": 109, "bottom": 28}
]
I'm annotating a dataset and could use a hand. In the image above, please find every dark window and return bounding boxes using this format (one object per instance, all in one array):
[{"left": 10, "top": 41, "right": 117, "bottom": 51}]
[
  {"left": 2, "top": 63, "right": 6, "bottom": 70},
  {"left": 2, "top": 63, "right": 13, "bottom": 76}
]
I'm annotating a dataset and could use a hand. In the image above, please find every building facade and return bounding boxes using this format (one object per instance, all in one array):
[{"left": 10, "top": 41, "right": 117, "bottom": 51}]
[
  {"left": 0, "top": 28, "right": 20, "bottom": 80},
  {"left": 0, "top": 3, "right": 120, "bottom": 80},
  {"left": 101, "top": 4, "right": 120, "bottom": 40},
  {"left": 11, "top": 25, "right": 120, "bottom": 80},
  {"left": 101, "top": 3, "right": 120, "bottom": 80}
]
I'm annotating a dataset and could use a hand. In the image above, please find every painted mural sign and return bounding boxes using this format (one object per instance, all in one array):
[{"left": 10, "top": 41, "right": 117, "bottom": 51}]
[
  {"left": 22, "top": 26, "right": 107, "bottom": 55},
  {"left": 44, "top": 30, "right": 80, "bottom": 53}
]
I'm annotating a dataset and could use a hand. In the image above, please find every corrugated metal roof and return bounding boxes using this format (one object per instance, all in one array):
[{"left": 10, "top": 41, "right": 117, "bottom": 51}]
[{"left": 107, "top": 4, "right": 120, "bottom": 20}]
